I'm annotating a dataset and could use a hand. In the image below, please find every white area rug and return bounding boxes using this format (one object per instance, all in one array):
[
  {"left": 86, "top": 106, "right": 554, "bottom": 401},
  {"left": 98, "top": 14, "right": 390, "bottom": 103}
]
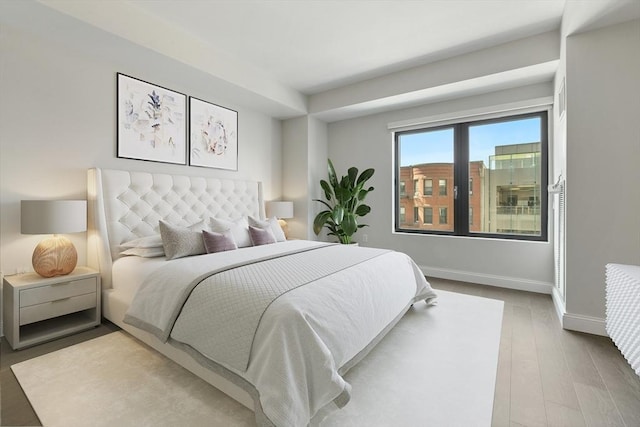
[{"left": 12, "top": 290, "right": 503, "bottom": 427}]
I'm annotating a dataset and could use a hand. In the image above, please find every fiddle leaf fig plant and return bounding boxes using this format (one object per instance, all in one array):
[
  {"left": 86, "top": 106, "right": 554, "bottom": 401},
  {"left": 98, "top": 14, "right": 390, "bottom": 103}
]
[{"left": 313, "top": 159, "right": 375, "bottom": 244}]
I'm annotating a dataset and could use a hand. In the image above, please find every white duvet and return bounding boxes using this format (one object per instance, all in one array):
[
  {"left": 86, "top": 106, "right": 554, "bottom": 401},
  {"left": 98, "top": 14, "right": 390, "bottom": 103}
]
[{"left": 124, "top": 240, "right": 437, "bottom": 426}]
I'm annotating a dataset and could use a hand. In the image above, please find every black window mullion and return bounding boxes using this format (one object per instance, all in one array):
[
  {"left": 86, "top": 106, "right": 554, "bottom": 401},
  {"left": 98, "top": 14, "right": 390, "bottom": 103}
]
[
  {"left": 394, "top": 110, "right": 548, "bottom": 241},
  {"left": 394, "top": 132, "right": 401, "bottom": 230},
  {"left": 453, "top": 124, "right": 469, "bottom": 236}
]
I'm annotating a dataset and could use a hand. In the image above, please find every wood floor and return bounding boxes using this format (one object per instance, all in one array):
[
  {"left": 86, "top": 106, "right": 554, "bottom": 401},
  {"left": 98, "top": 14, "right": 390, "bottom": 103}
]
[
  {"left": 429, "top": 278, "right": 640, "bottom": 427},
  {"left": 1, "top": 279, "right": 639, "bottom": 426}
]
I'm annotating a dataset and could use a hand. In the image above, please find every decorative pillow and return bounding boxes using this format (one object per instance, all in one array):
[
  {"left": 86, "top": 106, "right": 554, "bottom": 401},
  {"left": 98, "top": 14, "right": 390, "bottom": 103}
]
[
  {"left": 120, "top": 234, "right": 164, "bottom": 249},
  {"left": 202, "top": 230, "right": 238, "bottom": 253},
  {"left": 248, "top": 216, "right": 286, "bottom": 242},
  {"left": 120, "top": 246, "right": 166, "bottom": 258},
  {"left": 159, "top": 220, "right": 206, "bottom": 260},
  {"left": 248, "top": 225, "right": 277, "bottom": 246},
  {"left": 209, "top": 216, "right": 252, "bottom": 248},
  {"left": 188, "top": 219, "right": 210, "bottom": 232}
]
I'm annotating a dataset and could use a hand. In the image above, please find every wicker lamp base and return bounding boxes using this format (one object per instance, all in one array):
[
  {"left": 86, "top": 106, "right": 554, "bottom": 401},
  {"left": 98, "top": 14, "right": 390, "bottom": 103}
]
[{"left": 32, "top": 235, "right": 78, "bottom": 278}]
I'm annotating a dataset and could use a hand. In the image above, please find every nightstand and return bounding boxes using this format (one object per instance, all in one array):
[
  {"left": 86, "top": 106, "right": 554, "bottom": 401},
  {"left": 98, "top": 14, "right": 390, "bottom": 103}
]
[{"left": 3, "top": 267, "right": 101, "bottom": 350}]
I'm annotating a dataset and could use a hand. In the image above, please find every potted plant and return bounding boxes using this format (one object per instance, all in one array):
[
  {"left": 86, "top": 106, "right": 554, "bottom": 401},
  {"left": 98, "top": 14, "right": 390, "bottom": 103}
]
[{"left": 313, "top": 159, "right": 375, "bottom": 244}]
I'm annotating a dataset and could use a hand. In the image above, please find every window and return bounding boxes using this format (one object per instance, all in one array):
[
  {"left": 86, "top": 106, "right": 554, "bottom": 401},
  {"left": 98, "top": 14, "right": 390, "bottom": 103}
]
[
  {"left": 413, "top": 179, "right": 419, "bottom": 196},
  {"left": 439, "top": 207, "right": 447, "bottom": 224},
  {"left": 439, "top": 179, "right": 447, "bottom": 196},
  {"left": 424, "top": 207, "right": 433, "bottom": 224},
  {"left": 400, "top": 206, "right": 406, "bottom": 223},
  {"left": 424, "top": 179, "right": 433, "bottom": 196},
  {"left": 394, "top": 111, "right": 548, "bottom": 241},
  {"left": 400, "top": 181, "right": 406, "bottom": 196},
  {"left": 413, "top": 206, "right": 419, "bottom": 223}
]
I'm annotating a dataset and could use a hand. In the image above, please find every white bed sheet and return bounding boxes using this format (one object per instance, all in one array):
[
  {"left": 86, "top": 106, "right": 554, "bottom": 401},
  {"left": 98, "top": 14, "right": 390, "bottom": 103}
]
[
  {"left": 111, "top": 255, "right": 167, "bottom": 302},
  {"left": 119, "top": 240, "right": 435, "bottom": 426}
]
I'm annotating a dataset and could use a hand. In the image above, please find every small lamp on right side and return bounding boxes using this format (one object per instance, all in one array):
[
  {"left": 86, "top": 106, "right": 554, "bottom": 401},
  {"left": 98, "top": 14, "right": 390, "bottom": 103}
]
[{"left": 266, "top": 201, "right": 294, "bottom": 239}]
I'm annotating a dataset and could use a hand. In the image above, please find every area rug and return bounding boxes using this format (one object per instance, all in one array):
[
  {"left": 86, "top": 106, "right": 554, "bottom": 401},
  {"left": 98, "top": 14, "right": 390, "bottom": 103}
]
[{"left": 11, "top": 290, "right": 503, "bottom": 427}]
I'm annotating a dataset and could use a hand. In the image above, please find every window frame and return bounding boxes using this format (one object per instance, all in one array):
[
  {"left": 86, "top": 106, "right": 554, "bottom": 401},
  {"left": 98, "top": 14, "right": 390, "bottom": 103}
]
[
  {"left": 439, "top": 207, "right": 448, "bottom": 225},
  {"left": 424, "top": 179, "right": 433, "bottom": 196},
  {"left": 438, "top": 179, "right": 447, "bottom": 196},
  {"left": 393, "top": 110, "right": 549, "bottom": 242},
  {"left": 424, "top": 206, "right": 433, "bottom": 224}
]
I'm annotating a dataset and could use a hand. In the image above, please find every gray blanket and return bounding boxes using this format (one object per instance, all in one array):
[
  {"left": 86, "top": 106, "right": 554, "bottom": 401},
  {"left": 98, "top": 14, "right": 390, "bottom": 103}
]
[
  {"left": 171, "top": 244, "right": 389, "bottom": 372},
  {"left": 126, "top": 243, "right": 390, "bottom": 372}
]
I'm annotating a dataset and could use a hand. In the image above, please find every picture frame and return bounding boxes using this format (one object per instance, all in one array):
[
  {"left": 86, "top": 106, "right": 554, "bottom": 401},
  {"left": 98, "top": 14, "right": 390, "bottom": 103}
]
[
  {"left": 117, "top": 73, "right": 187, "bottom": 165},
  {"left": 189, "top": 97, "right": 238, "bottom": 171}
]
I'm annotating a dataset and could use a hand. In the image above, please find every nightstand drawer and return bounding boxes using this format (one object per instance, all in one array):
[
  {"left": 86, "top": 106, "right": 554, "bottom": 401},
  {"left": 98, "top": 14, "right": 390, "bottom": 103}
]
[
  {"left": 20, "top": 292, "right": 96, "bottom": 325},
  {"left": 20, "top": 277, "right": 96, "bottom": 307}
]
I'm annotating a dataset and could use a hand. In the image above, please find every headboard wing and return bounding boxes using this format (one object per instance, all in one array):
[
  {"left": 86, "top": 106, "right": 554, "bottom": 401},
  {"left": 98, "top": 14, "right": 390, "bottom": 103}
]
[{"left": 87, "top": 168, "right": 265, "bottom": 288}]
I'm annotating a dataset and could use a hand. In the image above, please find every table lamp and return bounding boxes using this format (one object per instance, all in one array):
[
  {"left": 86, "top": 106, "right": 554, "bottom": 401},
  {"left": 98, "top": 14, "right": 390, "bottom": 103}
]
[
  {"left": 266, "top": 201, "right": 294, "bottom": 239},
  {"left": 21, "top": 200, "right": 87, "bottom": 278}
]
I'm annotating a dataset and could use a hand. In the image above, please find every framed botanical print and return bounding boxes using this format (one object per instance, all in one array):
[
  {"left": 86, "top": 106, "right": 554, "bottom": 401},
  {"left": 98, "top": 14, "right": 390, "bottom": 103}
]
[
  {"left": 117, "top": 73, "right": 187, "bottom": 164},
  {"left": 189, "top": 97, "right": 238, "bottom": 171}
]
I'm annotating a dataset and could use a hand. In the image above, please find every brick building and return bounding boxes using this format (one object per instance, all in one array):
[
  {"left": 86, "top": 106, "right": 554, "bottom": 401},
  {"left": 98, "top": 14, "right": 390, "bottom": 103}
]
[
  {"left": 398, "top": 143, "right": 541, "bottom": 235},
  {"left": 398, "top": 161, "right": 485, "bottom": 231}
]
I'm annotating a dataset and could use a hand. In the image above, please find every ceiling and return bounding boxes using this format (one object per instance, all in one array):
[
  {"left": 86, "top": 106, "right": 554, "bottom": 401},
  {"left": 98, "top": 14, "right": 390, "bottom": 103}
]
[
  {"left": 127, "top": 0, "right": 566, "bottom": 95},
  {"left": 5, "top": 0, "right": 640, "bottom": 121}
]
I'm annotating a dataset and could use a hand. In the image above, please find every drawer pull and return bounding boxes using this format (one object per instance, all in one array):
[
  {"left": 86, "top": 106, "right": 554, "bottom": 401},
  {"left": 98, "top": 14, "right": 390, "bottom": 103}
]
[{"left": 51, "top": 297, "right": 72, "bottom": 303}]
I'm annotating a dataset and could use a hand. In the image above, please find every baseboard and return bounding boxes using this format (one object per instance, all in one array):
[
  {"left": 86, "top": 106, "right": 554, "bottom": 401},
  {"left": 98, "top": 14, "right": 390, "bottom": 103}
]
[
  {"left": 562, "top": 313, "right": 608, "bottom": 337},
  {"left": 420, "top": 266, "right": 608, "bottom": 337},
  {"left": 420, "top": 266, "right": 553, "bottom": 294}
]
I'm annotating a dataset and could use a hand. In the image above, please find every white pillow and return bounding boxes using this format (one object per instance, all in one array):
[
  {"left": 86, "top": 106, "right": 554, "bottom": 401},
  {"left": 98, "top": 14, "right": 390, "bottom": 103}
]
[
  {"left": 209, "top": 216, "right": 252, "bottom": 248},
  {"left": 188, "top": 219, "right": 211, "bottom": 232},
  {"left": 248, "top": 216, "right": 286, "bottom": 242},
  {"left": 120, "top": 234, "right": 163, "bottom": 249},
  {"left": 120, "top": 246, "right": 166, "bottom": 258}
]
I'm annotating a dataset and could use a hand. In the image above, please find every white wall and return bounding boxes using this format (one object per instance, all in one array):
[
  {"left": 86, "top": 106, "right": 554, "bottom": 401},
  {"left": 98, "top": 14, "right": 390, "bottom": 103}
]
[
  {"left": 327, "top": 83, "right": 555, "bottom": 290},
  {"left": 564, "top": 19, "right": 640, "bottom": 325},
  {"left": 0, "top": 24, "right": 283, "bottom": 277},
  {"left": 282, "top": 117, "right": 310, "bottom": 239},
  {"left": 282, "top": 116, "right": 328, "bottom": 240},
  {"left": 308, "top": 117, "right": 329, "bottom": 236}
]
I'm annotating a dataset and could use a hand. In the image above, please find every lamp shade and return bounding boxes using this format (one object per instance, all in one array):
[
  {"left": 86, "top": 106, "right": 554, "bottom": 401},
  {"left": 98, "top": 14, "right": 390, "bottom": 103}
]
[
  {"left": 21, "top": 200, "right": 87, "bottom": 235},
  {"left": 266, "top": 201, "right": 294, "bottom": 219},
  {"left": 21, "top": 200, "right": 87, "bottom": 277}
]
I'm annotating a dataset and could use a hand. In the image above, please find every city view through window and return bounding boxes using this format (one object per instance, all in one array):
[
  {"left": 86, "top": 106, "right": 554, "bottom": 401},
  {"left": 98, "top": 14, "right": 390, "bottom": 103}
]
[{"left": 396, "top": 114, "right": 545, "bottom": 238}]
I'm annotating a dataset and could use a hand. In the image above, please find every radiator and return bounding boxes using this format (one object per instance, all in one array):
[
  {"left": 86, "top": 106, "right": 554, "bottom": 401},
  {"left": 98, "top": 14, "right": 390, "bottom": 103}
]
[{"left": 605, "top": 263, "right": 640, "bottom": 377}]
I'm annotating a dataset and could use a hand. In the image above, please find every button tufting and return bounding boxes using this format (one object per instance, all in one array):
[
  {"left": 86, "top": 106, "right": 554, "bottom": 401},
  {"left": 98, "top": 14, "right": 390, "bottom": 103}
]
[{"left": 101, "top": 170, "right": 262, "bottom": 260}]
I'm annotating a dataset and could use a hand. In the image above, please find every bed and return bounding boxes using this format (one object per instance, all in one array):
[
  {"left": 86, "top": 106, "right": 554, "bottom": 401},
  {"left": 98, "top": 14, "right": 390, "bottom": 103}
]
[{"left": 87, "top": 167, "right": 437, "bottom": 426}]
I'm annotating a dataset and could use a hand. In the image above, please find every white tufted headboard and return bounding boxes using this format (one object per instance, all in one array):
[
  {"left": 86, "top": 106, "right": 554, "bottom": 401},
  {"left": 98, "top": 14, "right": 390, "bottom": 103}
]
[{"left": 87, "top": 168, "right": 265, "bottom": 289}]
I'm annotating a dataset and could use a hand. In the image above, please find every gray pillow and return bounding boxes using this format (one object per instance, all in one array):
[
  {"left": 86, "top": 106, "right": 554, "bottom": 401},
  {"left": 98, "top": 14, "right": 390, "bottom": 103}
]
[
  {"left": 159, "top": 220, "right": 206, "bottom": 260},
  {"left": 248, "top": 225, "right": 276, "bottom": 246},
  {"left": 202, "top": 229, "right": 238, "bottom": 253}
]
